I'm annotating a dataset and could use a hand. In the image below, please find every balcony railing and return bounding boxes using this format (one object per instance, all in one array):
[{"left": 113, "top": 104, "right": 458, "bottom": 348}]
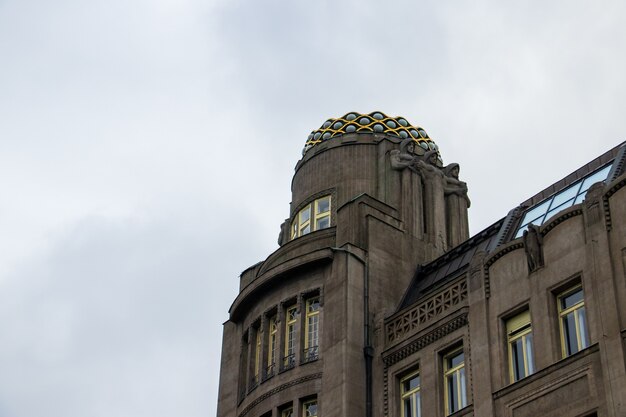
[
  {"left": 263, "top": 362, "right": 275, "bottom": 381},
  {"left": 302, "top": 346, "right": 319, "bottom": 363},
  {"left": 281, "top": 353, "right": 296, "bottom": 371}
]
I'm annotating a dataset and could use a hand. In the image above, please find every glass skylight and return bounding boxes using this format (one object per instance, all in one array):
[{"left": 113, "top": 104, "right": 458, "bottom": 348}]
[{"left": 514, "top": 163, "right": 613, "bottom": 238}]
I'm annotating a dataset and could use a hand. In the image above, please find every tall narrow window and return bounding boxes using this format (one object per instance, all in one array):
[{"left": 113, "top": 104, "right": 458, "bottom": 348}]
[
  {"left": 507, "top": 310, "right": 534, "bottom": 382},
  {"left": 444, "top": 348, "right": 467, "bottom": 415},
  {"left": 283, "top": 306, "right": 297, "bottom": 370},
  {"left": 291, "top": 196, "right": 332, "bottom": 239},
  {"left": 267, "top": 315, "right": 277, "bottom": 377},
  {"left": 304, "top": 297, "right": 320, "bottom": 362},
  {"left": 400, "top": 370, "right": 421, "bottom": 417},
  {"left": 558, "top": 285, "right": 589, "bottom": 357},
  {"left": 303, "top": 399, "right": 318, "bottom": 417},
  {"left": 253, "top": 329, "right": 261, "bottom": 385}
]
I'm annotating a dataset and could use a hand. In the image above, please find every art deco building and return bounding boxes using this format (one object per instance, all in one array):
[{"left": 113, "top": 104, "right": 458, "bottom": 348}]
[{"left": 217, "top": 111, "right": 626, "bottom": 417}]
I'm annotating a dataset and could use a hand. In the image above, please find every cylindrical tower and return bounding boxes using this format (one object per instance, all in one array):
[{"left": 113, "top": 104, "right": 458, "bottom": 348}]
[{"left": 217, "top": 111, "right": 470, "bottom": 417}]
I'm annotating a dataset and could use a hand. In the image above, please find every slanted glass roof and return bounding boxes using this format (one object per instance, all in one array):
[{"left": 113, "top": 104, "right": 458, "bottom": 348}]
[{"left": 514, "top": 163, "right": 613, "bottom": 238}]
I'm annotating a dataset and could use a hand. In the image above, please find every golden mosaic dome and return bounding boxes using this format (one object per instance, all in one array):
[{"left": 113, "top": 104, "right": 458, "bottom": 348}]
[{"left": 304, "top": 111, "right": 439, "bottom": 154}]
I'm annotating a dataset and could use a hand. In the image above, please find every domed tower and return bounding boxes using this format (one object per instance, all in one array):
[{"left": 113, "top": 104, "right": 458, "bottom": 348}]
[{"left": 217, "top": 112, "right": 470, "bottom": 417}]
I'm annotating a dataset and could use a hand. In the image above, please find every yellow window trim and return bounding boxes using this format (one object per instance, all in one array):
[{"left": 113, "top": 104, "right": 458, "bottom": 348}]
[
  {"left": 284, "top": 306, "right": 297, "bottom": 357},
  {"left": 506, "top": 310, "right": 533, "bottom": 383},
  {"left": 304, "top": 297, "right": 320, "bottom": 349},
  {"left": 443, "top": 348, "right": 465, "bottom": 416},
  {"left": 400, "top": 370, "right": 420, "bottom": 417},
  {"left": 557, "top": 284, "right": 587, "bottom": 357},
  {"left": 267, "top": 315, "right": 277, "bottom": 368},
  {"left": 291, "top": 196, "right": 331, "bottom": 239}
]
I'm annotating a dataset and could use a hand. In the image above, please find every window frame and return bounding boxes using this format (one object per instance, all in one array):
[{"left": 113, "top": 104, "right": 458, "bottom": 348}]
[
  {"left": 557, "top": 284, "right": 589, "bottom": 357},
  {"left": 304, "top": 296, "right": 320, "bottom": 362},
  {"left": 506, "top": 310, "right": 534, "bottom": 383},
  {"left": 400, "top": 369, "right": 421, "bottom": 417},
  {"left": 291, "top": 195, "right": 331, "bottom": 239},
  {"left": 280, "top": 406, "right": 293, "bottom": 417},
  {"left": 283, "top": 305, "right": 298, "bottom": 370},
  {"left": 267, "top": 314, "right": 278, "bottom": 377},
  {"left": 443, "top": 347, "right": 467, "bottom": 416},
  {"left": 302, "top": 399, "right": 318, "bottom": 417},
  {"left": 253, "top": 328, "right": 262, "bottom": 383}
]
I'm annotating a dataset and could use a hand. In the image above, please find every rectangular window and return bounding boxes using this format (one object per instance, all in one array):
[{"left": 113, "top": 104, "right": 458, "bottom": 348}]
[
  {"left": 267, "top": 315, "right": 277, "bottom": 376},
  {"left": 280, "top": 407, "right": 293, "bottom": 417},
  {"left": 558, "top": 285, "right": 589, "bottom": 357},
  {"left": 284, "top": 306, "right": 297, "bottom": 369},
  {"left": 507, "top": 310, "right": 534, "bottom": 382},
  {"left": 304, "top": 297, "right": 320, "bottom": 362},
  {"left": 400, "top": 370, "right": 421, "bottom": 417},
  {"left": 444, "top": 348, "right": 467, "bottom": 415},
  {"left": 303, "top": 399, "right": 318, "bottom": 417}
]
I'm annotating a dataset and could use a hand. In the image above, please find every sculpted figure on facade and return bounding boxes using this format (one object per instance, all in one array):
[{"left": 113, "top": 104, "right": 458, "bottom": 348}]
[
  {"left": 443, "top": 163, "right": 471, "bottom": 207},
  {"left": 523, "top": 224, "right": 544, "bottom": 273},
  {"left": 442, "top": 163, "right": 471, "bottom": 248},
  {"left": 416, "top": 150, "right": 443, "bottom": 178},
  {"left": 390, "top": 138, "right": 420, "bottom": 172}
]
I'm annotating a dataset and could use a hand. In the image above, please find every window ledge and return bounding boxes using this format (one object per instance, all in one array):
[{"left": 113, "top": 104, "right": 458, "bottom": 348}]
[{"left": 494, "top": 343, "right": 599, "bottom": 399}]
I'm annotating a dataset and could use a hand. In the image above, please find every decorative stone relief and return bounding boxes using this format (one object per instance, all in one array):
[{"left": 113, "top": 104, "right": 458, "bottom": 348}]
[
  {"left": 385, "top": 280, "right": 467, "bottom": 343},
  {"left": 468, "top": 250, "right": 487, "bottom": 293},
  {"left": 584, "top": 182, "right": 605, "bottom": 227}
]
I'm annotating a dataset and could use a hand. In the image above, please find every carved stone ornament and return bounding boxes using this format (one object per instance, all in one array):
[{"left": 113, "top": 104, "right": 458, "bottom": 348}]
[
  {"left": 390, "top": 138, "right": 419, "bottom": 172},
  {"left": 468, "top": 250, "right": 486, "bottom": 292},
  {"left": 523, "top": 224, "right": 544, "bottom": 273},
  {"left": 584, "top": 182, "right": 605, "bottom": 226}
]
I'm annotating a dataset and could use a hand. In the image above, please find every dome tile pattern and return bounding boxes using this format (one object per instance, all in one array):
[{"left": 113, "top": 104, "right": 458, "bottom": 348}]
[{"left": 304, "top": 111, "right": 439, "bottom": 154}]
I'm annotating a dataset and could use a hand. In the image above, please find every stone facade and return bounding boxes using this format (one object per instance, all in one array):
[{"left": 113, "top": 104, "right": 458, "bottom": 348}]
[{"left": 217, "top": 112, "right": 626, "bottom": 417}]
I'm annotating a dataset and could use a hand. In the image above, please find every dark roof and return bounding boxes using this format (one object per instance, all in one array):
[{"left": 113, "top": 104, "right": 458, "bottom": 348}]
[{"left": 398, "top": 219, "right": 502, "bottom": 309}]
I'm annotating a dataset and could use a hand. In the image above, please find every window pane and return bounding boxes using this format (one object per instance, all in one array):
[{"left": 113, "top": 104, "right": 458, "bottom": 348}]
[
  {"left": 562, "top": 289, "right": 583, "bottom": 309},
  {"left": 511, "top": 338, "right": 525, "bottom": 380},
  {"left": 449, "top": 352, "right": 464, "bottom": 369},
  {"left": 550, "top": 183, "right": 581, "bottom": 209},
  {"left": 520, "top": 199, "right": 552, "bottom": 227},
  {"left": 307, "top": 315, "right": 319, "bottom": 347},
  {"left": 302, "top": 224, "right": 311, "bottom": 235},
  {"left": 404, "top": 397, "right": 413, "bottom": 417},
  {"left": 574, "top": 193, "right": 586, "bottom": 205},
  {"left": 404, "top": 375, "right": 420, "bottom": 392},
  {"left": 300, "top": 206, "right": 311, "bottom": 222},
  {"left": 580, "top": 164, "right": 612, "bottom": 191},
  {"left": 545, "top": 197, "right": 575, "bottom": 221},
  {"left": 460, "top": 367, "right": 467, "bottom": 408},
  {"left": 564, "top": 312, "right": 579, "bottom": 355},
  {"left": 316, "top": 197, "right": 330, "bottom": 214},
  {"left": 416, "top": 393, "right": 421, "bottom": 417},
  {"left": 316, "top": 216, "right": 330, "bottom": 230},
  {"left": 578, "top": 307, "right": 589, "bottom": 349},
  {"left": 304, "top": 401, "right": 318, "bottom": 417},
  {"left": 448, "top": 374, "right": 458, "bottom": 413},
  {"left": 525, "top": 333, "right": 535, "bottom": 374}
]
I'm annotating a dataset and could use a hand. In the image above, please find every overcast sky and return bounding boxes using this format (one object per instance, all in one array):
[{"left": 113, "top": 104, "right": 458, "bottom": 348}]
[{"left": 1, "top": 0, "right": 625, "bottom": 416}]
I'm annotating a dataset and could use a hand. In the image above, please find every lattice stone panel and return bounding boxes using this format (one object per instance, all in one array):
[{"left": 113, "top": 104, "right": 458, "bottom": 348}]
[{"left": 385, "top": 280, "right": 467, "bottom": 343}]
